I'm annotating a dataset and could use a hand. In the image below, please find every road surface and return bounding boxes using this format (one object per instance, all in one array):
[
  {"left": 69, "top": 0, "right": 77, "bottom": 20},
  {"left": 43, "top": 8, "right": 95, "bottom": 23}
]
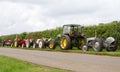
[{"left": 0, "top": 48, "right": 120, "bottom": 72}]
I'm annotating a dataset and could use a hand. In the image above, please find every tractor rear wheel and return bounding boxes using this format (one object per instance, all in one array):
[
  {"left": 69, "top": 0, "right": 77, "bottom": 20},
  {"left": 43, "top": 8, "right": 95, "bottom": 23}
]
[
  {"left": 49, "top": 39, "right": 56, "bottom": 49},
  {"left": 38, "top": 39, "right": 45, "bottom": 48},
  {"left": 60, "top": 35, "right": 71, "bottom": 50},
  {"left": 93, "top": 38, "right": 103, "bottom": 52}
]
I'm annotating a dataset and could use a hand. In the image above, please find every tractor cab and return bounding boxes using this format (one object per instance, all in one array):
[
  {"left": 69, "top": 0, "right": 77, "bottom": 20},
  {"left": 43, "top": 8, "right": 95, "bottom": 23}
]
[{"left": 62, "top": 24, "right": 82, "bottom": 36}]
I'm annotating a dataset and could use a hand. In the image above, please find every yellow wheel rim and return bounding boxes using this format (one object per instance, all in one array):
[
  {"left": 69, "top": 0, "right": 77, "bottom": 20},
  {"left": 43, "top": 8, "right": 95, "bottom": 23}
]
[
  {"left": 60, "top": 37, "right": 67, "bottom": 49},
  {"left": 14, "top": 41, "right": 17, "bottom": 47},
  {"left": 79, "top": 39, "right": 85, "bottom": 48},
  {"left": 49, "top": 40, "right": 53, "bottom": 48}
]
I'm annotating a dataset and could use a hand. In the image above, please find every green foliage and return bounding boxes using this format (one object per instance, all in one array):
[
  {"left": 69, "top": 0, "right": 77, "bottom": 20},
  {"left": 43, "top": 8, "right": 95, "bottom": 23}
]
[
  {"left": 39, "top": 27, "right": 62, "bottom": 38},
  {"left": 0, "top": 34, "right": 16, "bottom": 40},
  {"left": 83, "top": 21, "right": 120, "bottom": 38},
  {"left": 0, "top": 37, "right": 2, "bottom": 42},
  {"left": 19, "top": 32, "right": 28, "bottom": 39}
]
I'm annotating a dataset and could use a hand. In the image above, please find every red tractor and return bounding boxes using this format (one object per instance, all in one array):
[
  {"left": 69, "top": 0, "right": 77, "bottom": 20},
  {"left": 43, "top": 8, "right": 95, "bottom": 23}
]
[
  {"left": 12, "top": 33, "right": 35, "bottom": 48},
  {"left": 1, "top": 39, "right": 13, "bottom": 47}
]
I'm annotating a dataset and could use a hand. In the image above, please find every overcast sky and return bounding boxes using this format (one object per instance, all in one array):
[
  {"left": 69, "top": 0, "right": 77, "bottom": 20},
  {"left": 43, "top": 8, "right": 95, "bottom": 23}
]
[{"left": 0, "top": 0, "right": 120, "bottom": 36}]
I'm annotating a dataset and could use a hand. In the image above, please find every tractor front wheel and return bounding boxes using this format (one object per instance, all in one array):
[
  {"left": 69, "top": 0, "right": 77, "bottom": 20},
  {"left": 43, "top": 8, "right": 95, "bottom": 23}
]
[
  {"left": 38, "top": 39, "right": 45, "bottom": 48},
  {"left": 82, "top": 45, "right": 88, "bottom": 52},
  {"left": 60, "top": 35, "right": 71, "bottom": 50},
  {"left": 49, "top": 39, "right": 56, "bottom": 49},
  {"left": 78, "top": 38, "right": 87, "bottom": 51}
]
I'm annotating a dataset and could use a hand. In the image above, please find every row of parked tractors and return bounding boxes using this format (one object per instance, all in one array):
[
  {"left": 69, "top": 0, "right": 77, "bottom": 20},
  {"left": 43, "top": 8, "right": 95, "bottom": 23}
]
[
  {"left": 1, "top": 35, "right": 50, "bottom": 49},
  {"left": 0, "top": 24, "right": 118, "bottom": 52}
]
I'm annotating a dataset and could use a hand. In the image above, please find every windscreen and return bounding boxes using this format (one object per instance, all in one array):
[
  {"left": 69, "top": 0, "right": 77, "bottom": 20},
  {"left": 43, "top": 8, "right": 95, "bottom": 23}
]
[{"left": 62, "top": 26, "right": 71, "bottom": 35}]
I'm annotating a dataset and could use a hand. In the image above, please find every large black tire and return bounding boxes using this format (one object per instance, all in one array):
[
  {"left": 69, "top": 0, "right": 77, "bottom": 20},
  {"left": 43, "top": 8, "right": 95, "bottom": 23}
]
[
  {"left": 93, "top": 38, "right": 103, "bottom": 52},
  {"left": 60, "top": 35, "right": 71, "bottom": 50},
  {"left": 26, "top": 39, "right": 30, "bottom": 48},
  {"left": 106, "top": 41, "right": 117, "bottom": 51},
  {"left": 49, "top": 39, "right": 56, "bottom": 49},
  {"left": 38, "top": 39, "right": 45, "bottom": 48}
]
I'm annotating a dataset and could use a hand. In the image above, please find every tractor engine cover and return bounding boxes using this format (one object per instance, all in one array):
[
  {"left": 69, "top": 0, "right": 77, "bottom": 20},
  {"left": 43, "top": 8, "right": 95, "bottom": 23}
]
[
  {"left": 104, "top": 37, "right": 115, "bottom": 47},
  {"left": 104, "top": 37, "right": 117, "bottom": 51}
]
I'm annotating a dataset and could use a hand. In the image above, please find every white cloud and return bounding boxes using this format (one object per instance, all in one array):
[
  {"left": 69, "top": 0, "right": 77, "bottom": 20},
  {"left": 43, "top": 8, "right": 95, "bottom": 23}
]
[
  {"left": 0, "top": 1, "right": 46, "bottom": 35},
  {"left": 0, "top": 0, "right": 120, "bottom": 35}
]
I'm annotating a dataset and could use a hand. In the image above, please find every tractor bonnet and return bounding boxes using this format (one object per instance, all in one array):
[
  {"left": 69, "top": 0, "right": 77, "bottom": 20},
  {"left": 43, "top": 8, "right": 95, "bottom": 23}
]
[
  {"left": 105, "top": 37, "right": 115, "bottom": 44},
  {"left": 104, "top": 37, "right": 116, "bottom": 47}
]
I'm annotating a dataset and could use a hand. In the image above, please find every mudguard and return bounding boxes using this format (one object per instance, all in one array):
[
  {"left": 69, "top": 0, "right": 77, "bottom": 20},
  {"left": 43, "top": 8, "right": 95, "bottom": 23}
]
[{"left": 86, "top": 37, "right": 95, "bottom": 47}]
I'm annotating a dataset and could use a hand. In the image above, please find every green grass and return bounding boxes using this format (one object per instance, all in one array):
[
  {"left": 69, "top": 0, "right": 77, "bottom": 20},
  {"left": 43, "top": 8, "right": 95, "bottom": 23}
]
[{"left": 0, "top": 55, "right": 70, "bottom": 72}]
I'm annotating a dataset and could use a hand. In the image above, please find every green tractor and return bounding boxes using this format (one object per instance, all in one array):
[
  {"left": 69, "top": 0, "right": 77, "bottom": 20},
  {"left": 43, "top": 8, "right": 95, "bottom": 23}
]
[{"left": 49, "top": 24, "right": 87, "bottom": 51}]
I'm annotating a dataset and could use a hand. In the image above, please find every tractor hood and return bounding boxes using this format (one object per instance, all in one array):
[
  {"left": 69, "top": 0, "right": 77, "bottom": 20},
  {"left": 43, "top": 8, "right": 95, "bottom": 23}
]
[{"left": 105, "top": 37, "right": 115, "bottom": 45}]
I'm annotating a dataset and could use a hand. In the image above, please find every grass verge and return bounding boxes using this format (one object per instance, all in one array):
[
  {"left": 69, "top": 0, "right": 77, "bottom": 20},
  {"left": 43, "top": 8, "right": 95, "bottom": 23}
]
[{"left": 0, "top": 55, "right": 70, "bottom": 72}]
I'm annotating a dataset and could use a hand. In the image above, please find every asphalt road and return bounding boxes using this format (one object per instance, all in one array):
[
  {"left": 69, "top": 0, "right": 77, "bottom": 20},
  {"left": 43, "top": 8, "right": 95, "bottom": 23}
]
[{"left": 0, "top": 48, "right": 120, "bottom": 72}]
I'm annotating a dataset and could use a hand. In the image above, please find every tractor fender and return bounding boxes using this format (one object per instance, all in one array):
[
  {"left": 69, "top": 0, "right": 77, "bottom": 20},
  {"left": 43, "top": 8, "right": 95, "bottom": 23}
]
[
  {"left": 86, "top": 37, "right": 96, "bottom": 47},
  {"left": 87, "top": 37, "right": 96, "bottom": 43},
  {"left": 104, "top": 37, "right": 116, "bottom": 47}
]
